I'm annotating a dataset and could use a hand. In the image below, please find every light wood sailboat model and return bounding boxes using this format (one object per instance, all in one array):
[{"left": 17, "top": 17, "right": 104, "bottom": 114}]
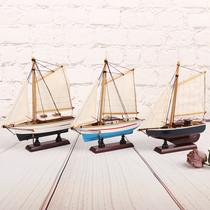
[
  {"left": 2, "top": 58, "right": 74, "bottom": 151},
  {"left": 138, "top": 62, "right": 206, "bottom": 154},
  {"left": 71, "top": 59, "right": 141, "bottom": 153}
]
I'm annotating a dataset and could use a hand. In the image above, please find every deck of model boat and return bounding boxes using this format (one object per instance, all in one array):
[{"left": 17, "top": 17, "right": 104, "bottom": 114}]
[
  {"left": 80, "top": 118, "right": 140, "bottom": 128},
  {"left": 1, "top": 122, "right": 210, "bottom": 209}
]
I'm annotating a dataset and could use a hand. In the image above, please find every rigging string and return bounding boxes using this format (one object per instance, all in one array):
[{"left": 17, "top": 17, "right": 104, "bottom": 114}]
[
  {"left": 36, "top": 61, "right": 55, "bottom": 72},
  {"left": 166, "top": 71, "right": 176, "bottom": 123},
  {"left": 166, "top": 67, "right": 206, "bottom": 123},
  {"left": 35, "top": 62, "right": 62, "bottom": 118},
  {"left": 36, "top": 71, "right": 47, "bottom": 121},
  {"left": 180, "top": 65, "right": 202, "bottom": 73},
  {"left": 108, "top": 61, "right": 131, "bottom": 71},
  {"left": 97, "top": 65, "right": 105, "bottom": 123},
  {"left": 27, "top": 69, "right": 32, "bottom": 82},
  {"left": 166, "top": 75, "right": 176, "bottom": 124},
  {"left": 108, "top": 63, "right": 124, "bottom": 75},
  {"left": 36, "top": 59, "right": 60, "bottom": 68},
  {"left": 105, "top": 75, "right": 112, "bottom": 118},
  {"left": 107, "top": 62, "right": 129, "bottom": 119}
]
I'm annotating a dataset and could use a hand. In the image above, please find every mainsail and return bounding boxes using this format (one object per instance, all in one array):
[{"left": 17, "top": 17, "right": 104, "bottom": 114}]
[
  {"left": 103, "top": 69, "right": 138, "bottom": 115},
  {"left": 3, "top": 60, "right": 74, "bottom": 126},
  {"left": 140, "top": 69, "right": 206, "bottom": 130},
  {"left": 174, "top": 71, "right": 206, "bottom": 120},
  {"left": 3, "top": 78, "right": 30, "bottom": 125},
  {"left": 72, "top": 61, "right": 138, "bottom": 128},
  {"left": 36, "top": 65, "right": 73, "bottom": 117}
]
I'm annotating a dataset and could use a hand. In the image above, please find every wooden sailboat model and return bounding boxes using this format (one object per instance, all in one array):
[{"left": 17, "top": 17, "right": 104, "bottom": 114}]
[
  {"left": 138, "top": 62, "right": 206, "bottom": 154},
  {"left": 71, "top": 59, "right": 141, "bottom": 153},
  {"left": 2, "top": 58, "right": 74, "bottom": 151}
]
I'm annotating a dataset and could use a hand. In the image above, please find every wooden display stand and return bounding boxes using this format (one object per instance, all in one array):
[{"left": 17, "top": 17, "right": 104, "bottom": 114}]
[
  {"left": 25, "top": 138, "right": 70, "bottom": 152},
  {"left": 154, "top": 134, "right": 199, "bottom": 154},
  {"left": 154, "top": 143, "right": 197, "bottom": 154},
  {"left": 90, "top": 135, "right": 134, "bottom": 154},
  {"left": 90, "top": 141, "right": 134, "bottom": 154}
]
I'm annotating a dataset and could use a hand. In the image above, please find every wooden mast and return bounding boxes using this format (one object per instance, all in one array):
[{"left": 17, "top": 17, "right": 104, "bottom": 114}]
[
  {"left": 99, "top": 59, "right": 108, "bottom": 125},
  {"left": 169, "top": 61, "right": 180, "bottom": 128},
  {"left": 32, "top": 57, "right": 36, "bottom": 123}
]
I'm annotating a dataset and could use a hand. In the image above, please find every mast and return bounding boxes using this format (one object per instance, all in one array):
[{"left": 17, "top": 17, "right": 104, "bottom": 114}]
[
  {"left": 32, "top": 57, "right": 36, "bottom": 122},
  {"left": 169, "top": 61, "right": 180, "bottom": 128},
  {"left": 99, "top": 59, "right": 108, "bottom": 125}
]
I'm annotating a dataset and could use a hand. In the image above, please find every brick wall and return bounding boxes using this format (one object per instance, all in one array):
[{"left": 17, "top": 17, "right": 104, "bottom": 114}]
[{"left": 0, "top": 0, "right": 210, "bottom": 121}]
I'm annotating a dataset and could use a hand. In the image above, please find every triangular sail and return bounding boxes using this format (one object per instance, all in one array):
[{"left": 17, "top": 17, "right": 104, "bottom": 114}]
[
  {"left": 3, "top": 78, "right": 30, "bottom": 125},
  {"left": 139, "top": 83, "right": 171, "bottom": 129},
  {"left": 35, "top": 65, "right": 73, "bottom": 115},
  {"left": 174, "top": 71, "right": 206, "bottom": 120},
  {"left": 103, "top": 69, "right": 138, "bottom": 115},
  {"left": 71, "top": 80, "right": 98, "bottom": 127}
]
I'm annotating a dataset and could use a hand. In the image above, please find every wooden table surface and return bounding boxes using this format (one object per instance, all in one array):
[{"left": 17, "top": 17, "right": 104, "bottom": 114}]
[{"left": 0, "top": 123, "right": 210, "bottom": 210}]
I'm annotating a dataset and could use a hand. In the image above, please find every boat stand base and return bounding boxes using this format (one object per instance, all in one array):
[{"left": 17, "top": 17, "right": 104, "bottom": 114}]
[
  {"left": 90, "top": 141, "right": 134, "bottom": 154},
  {"left": 154, "top": 143, "right": 197, "bottom": 154},
  {"left": 25, "top": 138, "right": 70, "bottom": 152}
]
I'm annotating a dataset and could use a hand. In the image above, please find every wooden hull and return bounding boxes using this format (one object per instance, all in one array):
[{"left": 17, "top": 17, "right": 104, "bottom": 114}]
[
  {"left": 76, "top": 119, "right": 141, "bottom": 142},
  {"left": 8, "top": 118, "right": 74, "bottom": 141},
  {"left": 146, "top": 124, "right": 206, "bottom": 145}
]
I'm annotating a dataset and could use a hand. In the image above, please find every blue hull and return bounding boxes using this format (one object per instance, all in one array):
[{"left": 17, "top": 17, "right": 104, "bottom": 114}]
[{"left": 82, "top": 126, "right": 139, "bottom": 142}]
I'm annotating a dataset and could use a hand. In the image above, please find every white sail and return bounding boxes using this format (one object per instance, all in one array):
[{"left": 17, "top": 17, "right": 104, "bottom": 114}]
[
  {"left": 35, "top": 65, "right": 73, "bottom": 115},
  {"left": 103, "top": 69, "right": 138, "bottom": 115},
  {"left": 3, "top": 78, "right": 30, "bottom": 125},
  {"left": 71, "top": 80, "right": 98, "bottom": 127},
  {"left": 140, "top": 83, "right": 171, "bottom": 129},
  {"left": 174, "top": 71, "right": 206, "bottom": 120}
]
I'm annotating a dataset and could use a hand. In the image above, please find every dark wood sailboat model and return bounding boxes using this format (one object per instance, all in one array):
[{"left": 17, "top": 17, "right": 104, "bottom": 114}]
[
  {"left": 138, "top": 62, "right": 206, "bottom": 154},
  {"left": 71, "top": 59, "right": 141, "bottom": 153},
  {"left": 2, "top": 58, "right": 75, "bottom": 151}
]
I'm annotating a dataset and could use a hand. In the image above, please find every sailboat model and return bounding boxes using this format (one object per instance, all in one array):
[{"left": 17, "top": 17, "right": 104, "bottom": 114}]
[
  {"left": 71, "top": 59, "right": 141, "bottom": 152},
  {"left": 138, "top": 62, "right": 206, "bottom": 154},
  {"left": 2, "top": 58, "right": 74, "bottom": 150}
]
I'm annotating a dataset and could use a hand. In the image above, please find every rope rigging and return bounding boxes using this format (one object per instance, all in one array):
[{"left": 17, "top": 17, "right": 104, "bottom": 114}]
[
  {"left": 108, "top": 61, "right": 131, "bottom": 71},
  {"left": 165, "top": 65, "right": 206, "bottom": 124},
  {"left": 107, "top": 62, "right": 129, "bottom": 119},
  {"left": 97, "top": 61, "right": 130, "bottom": 122},
  {"left": 36, "top": 70, "right": 46, "bottom": 121},
  {"left": 35, "top": 61, "right": 62, "bottom": 119},
  {"left": 35, "top": 59, "right": 60, "bottom": 68},
  {"left": 180, "top": 65, "right": 202, "bottom": 73}
]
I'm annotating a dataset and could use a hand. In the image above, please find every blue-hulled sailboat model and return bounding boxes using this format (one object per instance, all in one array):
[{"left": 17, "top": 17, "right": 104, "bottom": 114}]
[
  {"left": 2, "top": 58, "right": 75, "bottom": 151},
  {"left": 138, "top": 62, "right": 206, "bottom": 154},
  {"left": 71, "top": 59, "right": 141, "bottom": 153}
]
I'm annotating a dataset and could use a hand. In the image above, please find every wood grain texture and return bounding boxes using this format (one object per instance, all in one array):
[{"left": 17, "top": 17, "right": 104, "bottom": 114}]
[
  {"left": 46, "top": 136, "right": 179, "bottom": 210},
  {"left": 0, "top": 129, "right": 78, "bottom": 210},
  {"left": 1, "top": 124, "right": 210, "bottom": 210},
  {"left": 131, "top": 124, "right": 210, "bottom": 210}
]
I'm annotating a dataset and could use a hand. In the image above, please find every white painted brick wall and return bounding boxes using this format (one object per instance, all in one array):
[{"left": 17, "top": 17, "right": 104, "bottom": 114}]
[{"left": 1, "top": 0, "right": 210, "bottom": 122}]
